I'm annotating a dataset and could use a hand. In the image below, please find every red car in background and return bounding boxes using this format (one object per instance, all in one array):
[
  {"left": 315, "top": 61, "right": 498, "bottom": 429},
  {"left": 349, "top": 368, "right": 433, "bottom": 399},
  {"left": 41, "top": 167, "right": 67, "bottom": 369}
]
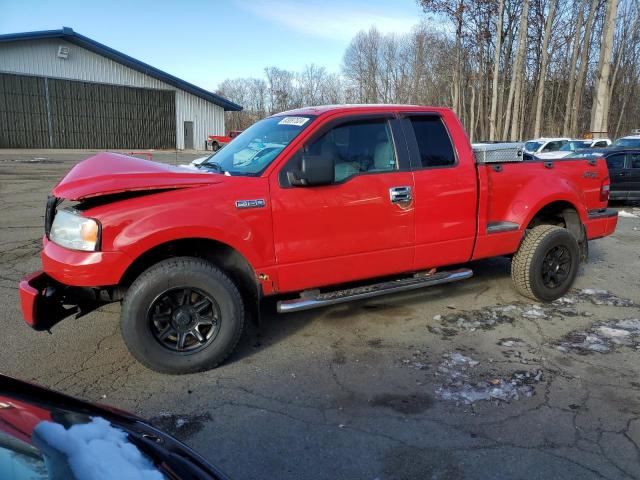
[{"left": 207, "top": 130, "right": 242, "bottom": 151}]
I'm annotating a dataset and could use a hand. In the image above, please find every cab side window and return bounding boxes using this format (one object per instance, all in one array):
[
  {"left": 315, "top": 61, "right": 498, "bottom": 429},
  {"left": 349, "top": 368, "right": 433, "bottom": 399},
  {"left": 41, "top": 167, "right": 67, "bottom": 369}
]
[
  {"left": 409, "top": 116, "right": 456, "bottom": 167},
  {"left": 304, "top": 120, "right": 398, "bottom": 183},
  {"left": 629, "top": 153, "right": 640, "bottom": 169}
]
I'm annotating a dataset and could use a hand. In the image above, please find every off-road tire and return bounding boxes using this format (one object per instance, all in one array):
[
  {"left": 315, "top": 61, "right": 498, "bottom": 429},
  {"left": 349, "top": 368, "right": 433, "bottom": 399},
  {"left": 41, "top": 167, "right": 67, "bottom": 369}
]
[
  {"left": 121, "top": 257, "right": 244, "bottom": 374},
  {"left": 511, "top": 225, "right": 579, "bottom": 302}
]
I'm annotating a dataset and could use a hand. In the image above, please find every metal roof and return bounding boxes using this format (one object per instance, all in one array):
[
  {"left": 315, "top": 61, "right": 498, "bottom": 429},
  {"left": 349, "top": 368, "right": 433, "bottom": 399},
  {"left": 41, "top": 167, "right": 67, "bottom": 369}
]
[{"left": 0, "top": 27, "right": 242, "bottom": 111}]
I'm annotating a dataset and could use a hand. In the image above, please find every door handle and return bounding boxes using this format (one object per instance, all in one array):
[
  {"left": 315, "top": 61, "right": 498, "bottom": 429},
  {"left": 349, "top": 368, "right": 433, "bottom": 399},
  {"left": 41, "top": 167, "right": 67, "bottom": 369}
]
[{"left": 389, "top": 186, "right": 412, "bottom": 204}]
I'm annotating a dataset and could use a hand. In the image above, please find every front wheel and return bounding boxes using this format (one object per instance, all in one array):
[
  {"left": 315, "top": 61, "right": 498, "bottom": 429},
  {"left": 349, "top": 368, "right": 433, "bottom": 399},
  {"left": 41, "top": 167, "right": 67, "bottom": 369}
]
[
  {"left": 121, "top": 257, "right": 245, "bottom": 374},
  {"left": 211, "top": 142, "right": 220, "bottom": 151},
  {"left": 511, "top": 225, "right": 580, "bottom": 302}
]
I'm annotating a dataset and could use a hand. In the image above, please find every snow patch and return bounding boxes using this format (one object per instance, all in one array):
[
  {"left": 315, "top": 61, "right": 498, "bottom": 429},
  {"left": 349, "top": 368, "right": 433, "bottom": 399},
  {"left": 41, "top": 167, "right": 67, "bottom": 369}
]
[
  {"left": 33, "top": 417, "right": 163, "bottom": 480},
  {"left": 435, "top": 352, "right": 542, "bottom": 404},
  {"left": 555, "top": 318, "right": 640, "bottom": 353},
  {"left": 618, "top": 210, "right": 639, "bottom": 218}
]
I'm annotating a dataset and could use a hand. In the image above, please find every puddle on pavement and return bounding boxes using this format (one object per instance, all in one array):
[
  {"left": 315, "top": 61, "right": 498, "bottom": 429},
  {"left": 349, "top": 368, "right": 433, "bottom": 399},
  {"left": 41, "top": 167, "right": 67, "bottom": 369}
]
[{"left": 369, "top": 393, "right": 434, "bottom": 414}]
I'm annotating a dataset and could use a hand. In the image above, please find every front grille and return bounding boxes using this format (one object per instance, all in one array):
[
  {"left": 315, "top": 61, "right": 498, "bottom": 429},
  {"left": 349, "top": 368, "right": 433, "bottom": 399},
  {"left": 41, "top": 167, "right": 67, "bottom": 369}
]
[{"left": 44, "top": 196, "right": 60, "bottom": 238}]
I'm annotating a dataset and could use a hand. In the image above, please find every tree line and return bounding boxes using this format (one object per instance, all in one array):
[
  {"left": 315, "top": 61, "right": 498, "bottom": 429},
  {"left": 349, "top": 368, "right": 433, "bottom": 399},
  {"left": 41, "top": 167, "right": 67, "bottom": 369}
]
[{"left": 216, "top": 0, "right": 639, "bottom": 142}]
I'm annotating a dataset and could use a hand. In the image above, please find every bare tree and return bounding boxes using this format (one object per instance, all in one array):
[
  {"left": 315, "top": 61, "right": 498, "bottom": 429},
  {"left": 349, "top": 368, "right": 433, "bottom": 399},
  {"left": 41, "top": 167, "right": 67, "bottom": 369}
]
[
  {"left": 502, "top": 0, "right": 530, "bottom": 140},
  {"left": 569, "top": 0, "right": 599, "bottom": 137},
  {"left": 489, "top": 0, "right": 505, "bottom": 140},
  {"left": 591, "top": 0, "right": 620, "bottom": 136},
  {"left": 533, "top": 0, "right": 558, "bottom": 137}
]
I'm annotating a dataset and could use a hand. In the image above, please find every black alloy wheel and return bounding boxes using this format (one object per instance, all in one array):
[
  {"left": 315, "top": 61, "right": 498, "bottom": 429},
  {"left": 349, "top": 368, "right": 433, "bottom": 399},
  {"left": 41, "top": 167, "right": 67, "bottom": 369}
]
[
  {"left": 540, "top": 245, "right": 572, "bottom": 289},
  {"left": 148, "top": 287, "right": 221, "bottom": 353},
  {"left": 121, "top": 257, "right": 245, "bottom": 374}
]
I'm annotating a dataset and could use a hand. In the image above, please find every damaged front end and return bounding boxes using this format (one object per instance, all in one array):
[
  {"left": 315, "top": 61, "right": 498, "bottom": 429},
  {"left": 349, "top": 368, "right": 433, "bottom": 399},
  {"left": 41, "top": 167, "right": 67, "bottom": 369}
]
[
  {"left": 19, "top": 270, "right": 123, "bottom": 331},
  {"left": 19, "top": 152, "right": 221, "bottom": 331}
]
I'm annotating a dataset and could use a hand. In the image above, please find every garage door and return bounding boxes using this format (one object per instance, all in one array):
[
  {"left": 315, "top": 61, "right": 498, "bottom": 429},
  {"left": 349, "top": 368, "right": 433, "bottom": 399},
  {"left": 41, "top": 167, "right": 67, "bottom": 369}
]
[
  {"left": 0, "top": 73, "right": 50, "bottom": 148},
  {"left": 0, "top": 73, "right": 176, "bottom": 149}
]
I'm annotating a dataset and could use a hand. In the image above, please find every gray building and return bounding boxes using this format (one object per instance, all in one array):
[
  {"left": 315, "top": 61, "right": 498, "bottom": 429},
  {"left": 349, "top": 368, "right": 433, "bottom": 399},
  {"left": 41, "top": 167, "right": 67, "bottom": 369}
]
[{"left": 0, "top": 27, "right": 242, "bottom": 149}]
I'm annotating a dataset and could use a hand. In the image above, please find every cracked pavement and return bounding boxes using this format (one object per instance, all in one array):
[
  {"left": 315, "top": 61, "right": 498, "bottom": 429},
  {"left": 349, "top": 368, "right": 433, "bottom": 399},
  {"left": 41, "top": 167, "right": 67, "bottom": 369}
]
[{"left": 1, "top": 150, "right": 639, "bottom": 479}]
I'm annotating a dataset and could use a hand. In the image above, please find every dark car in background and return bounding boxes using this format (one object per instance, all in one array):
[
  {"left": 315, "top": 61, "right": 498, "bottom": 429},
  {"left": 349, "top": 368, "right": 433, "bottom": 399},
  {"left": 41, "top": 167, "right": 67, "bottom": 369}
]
[
  {"left": 568, "top": 148, "right": 640, "bottom": 202},
  {"left": 0, "top": 375, "right": 229, "bottom": 480}
]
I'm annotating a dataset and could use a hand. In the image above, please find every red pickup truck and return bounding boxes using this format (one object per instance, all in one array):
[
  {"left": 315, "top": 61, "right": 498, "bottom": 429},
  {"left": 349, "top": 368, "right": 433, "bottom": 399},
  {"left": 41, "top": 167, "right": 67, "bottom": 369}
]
[
  {"left": 207, "top": 130, "right": 242, "bottom": 151},
  {"left": 19, "top": 105, "right": 617, "bottom": 374}
]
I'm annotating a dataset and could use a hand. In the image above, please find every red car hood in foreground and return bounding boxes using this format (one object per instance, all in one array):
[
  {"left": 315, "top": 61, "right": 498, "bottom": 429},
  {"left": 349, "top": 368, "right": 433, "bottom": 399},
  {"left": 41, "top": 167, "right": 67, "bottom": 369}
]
[{"left": 52, "top": 152, "right": 220, "bottom": 200}]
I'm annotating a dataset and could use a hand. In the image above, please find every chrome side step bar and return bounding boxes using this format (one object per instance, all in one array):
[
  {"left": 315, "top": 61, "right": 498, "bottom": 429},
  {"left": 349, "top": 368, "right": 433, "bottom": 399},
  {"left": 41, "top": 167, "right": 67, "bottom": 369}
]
[{"left": 277, "top": 268, "right": 473, "bottom": 313}]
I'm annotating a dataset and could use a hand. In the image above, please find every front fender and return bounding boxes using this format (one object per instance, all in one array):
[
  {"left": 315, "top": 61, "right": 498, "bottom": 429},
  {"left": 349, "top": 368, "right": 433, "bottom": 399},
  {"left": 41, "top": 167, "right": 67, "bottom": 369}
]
[
  {"left": 89, "top": 180, "right": 274, "bottom": 274},
  {"left": 113, "top": 207, "right": 271, "bottom": 271}
]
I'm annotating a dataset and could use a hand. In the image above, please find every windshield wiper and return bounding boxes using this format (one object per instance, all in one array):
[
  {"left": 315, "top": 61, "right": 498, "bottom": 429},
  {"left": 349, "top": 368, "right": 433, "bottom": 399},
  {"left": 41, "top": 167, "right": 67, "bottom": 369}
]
[{"left": 198, "top": 161, "right": 225, "bottom": 174}]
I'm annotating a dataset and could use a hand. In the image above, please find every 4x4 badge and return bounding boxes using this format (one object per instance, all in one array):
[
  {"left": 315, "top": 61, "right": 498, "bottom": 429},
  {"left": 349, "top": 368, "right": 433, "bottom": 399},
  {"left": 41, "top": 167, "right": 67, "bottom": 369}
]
[{"left": 236, "top": 199, "right": 266, "bottom": 209}]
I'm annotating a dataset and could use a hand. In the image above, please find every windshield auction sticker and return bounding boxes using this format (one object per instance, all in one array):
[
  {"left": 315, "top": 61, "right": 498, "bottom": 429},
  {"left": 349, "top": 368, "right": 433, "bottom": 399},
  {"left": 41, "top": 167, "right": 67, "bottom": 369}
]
[{"left": 278, "top": 117, "right": 309, "bottom": 126}]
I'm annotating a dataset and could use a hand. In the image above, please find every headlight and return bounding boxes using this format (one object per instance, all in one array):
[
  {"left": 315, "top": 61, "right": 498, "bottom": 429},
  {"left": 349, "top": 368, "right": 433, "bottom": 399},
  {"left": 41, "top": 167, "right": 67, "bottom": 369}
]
[{"left": 50, "top": 209, "right": 101, "bottom": 251}]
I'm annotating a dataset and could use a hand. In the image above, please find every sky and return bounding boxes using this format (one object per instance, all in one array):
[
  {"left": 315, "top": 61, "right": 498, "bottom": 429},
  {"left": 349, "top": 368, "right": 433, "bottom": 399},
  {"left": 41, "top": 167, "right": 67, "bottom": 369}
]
[{"left": 0, "top": 0, "right": 426, "bottom": 92}]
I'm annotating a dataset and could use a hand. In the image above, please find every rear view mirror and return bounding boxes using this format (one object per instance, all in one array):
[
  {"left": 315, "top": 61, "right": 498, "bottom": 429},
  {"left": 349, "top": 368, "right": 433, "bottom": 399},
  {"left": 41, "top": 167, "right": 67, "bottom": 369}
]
[{"left": 287, "top": 151, "right": 335, "bottom": 187}]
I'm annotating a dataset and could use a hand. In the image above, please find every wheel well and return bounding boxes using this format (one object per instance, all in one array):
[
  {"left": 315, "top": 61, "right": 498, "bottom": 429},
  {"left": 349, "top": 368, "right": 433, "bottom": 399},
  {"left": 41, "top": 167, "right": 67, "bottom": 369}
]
[
  {"left": 120, "top": 238, "right": 259, "bottom": 313},
  {"left": 526, "top": 201, "right": 583, "bottom": 243}
]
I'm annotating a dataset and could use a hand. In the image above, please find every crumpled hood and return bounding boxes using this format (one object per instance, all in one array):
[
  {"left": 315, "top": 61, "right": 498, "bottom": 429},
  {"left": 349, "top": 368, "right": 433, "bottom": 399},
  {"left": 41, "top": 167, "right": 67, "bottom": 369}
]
[{"left": 52, "top": 152, "right": 221, "bottom": 200}]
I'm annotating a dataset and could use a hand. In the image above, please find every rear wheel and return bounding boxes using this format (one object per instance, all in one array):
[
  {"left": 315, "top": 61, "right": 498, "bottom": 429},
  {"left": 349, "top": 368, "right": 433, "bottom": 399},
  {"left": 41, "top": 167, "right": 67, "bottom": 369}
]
[
  {"left": 121, "top": 257, "right": 244, "bottom": 374},
  {"left": 511, "top": 225, "right": 579, "bottom": 302}
]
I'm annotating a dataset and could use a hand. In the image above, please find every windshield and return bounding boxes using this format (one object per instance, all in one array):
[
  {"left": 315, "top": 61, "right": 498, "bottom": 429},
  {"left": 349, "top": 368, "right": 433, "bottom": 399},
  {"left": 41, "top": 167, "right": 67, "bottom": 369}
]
[
  {"left": 200, "top": 115, "right": 315, "bottom": 175},
  {"left": 613, "top": 138, "right": 640, "bottom": 148},
  {"left": 524, "top": 141, "right": 543, "bottom": 152}
]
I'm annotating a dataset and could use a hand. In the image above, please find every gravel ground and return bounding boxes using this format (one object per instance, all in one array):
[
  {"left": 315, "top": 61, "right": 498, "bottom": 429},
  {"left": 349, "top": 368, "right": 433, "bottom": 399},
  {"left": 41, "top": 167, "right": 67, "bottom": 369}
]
[{"left": 1, "top": 150, "right": 640, "bottom": 480}]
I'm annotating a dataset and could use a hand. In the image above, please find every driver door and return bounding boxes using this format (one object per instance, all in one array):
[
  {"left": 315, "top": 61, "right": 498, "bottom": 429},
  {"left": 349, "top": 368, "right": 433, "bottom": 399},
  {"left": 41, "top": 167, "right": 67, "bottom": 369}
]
[{"left": 269, "top": 115, "right": 415, "bottom": 293}]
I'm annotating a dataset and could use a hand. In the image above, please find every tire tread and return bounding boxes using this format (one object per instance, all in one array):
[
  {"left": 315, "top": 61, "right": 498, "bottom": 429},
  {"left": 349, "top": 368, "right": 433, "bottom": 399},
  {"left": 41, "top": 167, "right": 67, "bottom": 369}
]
[
  {"left": 511, "top": 225, "right": 565, "bottom": 301},
  {"left": 121, "top": 257, "right": 245, "bottom": 374}
]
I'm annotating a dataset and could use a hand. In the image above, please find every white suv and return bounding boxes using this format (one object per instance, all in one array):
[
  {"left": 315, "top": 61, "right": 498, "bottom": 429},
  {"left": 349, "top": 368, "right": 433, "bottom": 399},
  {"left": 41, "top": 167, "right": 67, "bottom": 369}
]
[
  {"left": 523, "top": 138, "right": 570, "bottom": 156},
  {"left": 536, "top": 138, "right": 612, "bottom": 159}
]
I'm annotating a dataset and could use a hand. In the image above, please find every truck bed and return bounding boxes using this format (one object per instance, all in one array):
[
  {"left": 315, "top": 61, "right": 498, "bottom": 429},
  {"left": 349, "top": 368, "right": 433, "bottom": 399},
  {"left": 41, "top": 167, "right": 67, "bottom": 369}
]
[{"left": 472, "top": 156, "right": 610, "bottom": 260}]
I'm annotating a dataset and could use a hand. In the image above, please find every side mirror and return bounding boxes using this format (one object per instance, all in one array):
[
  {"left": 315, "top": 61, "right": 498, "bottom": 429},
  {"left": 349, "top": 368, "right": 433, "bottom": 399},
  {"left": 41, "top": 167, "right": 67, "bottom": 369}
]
[{"left": 287, "top": 151, "right": 335, "bottom": 187}]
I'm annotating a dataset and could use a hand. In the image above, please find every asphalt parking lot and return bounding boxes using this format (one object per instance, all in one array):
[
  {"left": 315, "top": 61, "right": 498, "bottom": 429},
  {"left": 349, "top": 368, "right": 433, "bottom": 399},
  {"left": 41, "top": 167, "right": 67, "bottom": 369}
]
[{"left": 1, "top": 149, "right": 640, "bottom": 480}]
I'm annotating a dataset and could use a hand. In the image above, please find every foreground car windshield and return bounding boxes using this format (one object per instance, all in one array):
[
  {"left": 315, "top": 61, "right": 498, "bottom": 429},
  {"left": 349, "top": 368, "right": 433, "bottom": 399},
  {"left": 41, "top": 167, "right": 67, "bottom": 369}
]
[{"left": 200, "top": 115, "right": 315, "bottom": 175}]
